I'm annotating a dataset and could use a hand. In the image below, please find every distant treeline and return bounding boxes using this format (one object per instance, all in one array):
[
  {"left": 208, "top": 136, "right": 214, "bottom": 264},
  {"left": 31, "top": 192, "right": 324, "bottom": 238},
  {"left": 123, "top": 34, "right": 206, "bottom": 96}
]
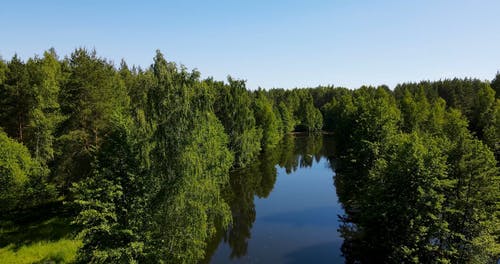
[{"left": 0, "top": 49, "right": 498, "bottom": 263}]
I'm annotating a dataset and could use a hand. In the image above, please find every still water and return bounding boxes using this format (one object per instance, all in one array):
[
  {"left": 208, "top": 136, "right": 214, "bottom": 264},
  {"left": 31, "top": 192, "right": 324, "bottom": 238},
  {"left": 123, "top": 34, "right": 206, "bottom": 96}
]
[{"left": 205, "top": 135, "right": 345, "bottom": 263}]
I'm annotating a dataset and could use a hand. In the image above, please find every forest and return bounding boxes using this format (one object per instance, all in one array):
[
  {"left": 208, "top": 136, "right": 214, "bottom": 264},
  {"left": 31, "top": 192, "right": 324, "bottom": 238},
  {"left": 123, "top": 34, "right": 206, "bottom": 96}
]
[{"left": 0, "top": 49, "right": 499, "bottom": 263}]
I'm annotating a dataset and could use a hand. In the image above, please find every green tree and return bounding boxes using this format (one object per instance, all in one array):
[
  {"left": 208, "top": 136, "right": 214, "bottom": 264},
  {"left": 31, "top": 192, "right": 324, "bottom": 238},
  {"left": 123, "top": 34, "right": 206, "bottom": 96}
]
[
  {"left": 0, "top": 55, "right": 32, "bottom": 141},
  {"left": 0, "top": 130, "right": 51, "bottom": 212},
  {"left": 337, "top": 102, "right": 500, "bottom": 263},
  {"left": 442, "top": 112, "right": 500, "bottom": 263},
  {"left": 24, "top": 49, "right": 64, "bottom": 164},
  {"left": 363, "top": 133, "right": 450, "bottom": 263},
  {"left": 482, "top": 99, "right": 499, "bottom": 156},
  {"left": 141, "top": 51, "right": 234, "bottom": 263},
  {"left": 336, "top": 87, "right": 400, "bottom": 163},
  {"left": 491, "top": 72, "right": 500, "bottom": 98},
  {"left": 55, "top": 48, "right": 130, "bottom": 191},
  {"left": 472, "top": 84, "right": 496, "bottom": 139},
  {"left": 278, "top": 102, "right": 295, "bottom": 133},
  {"left": 395, "top": 78, "right": 498, "bottom": 145},
  {"left": 253, "top": 90, "right": 281, "bottom": 149},
  {"left": 153, "top": 111, "right": 233, "bottom": 263},
  {"left": 294, "top": 90, "right": 323, "bottom": 132},
  {"left": 212, "top": 77, "right": 262, "bottom": 167},
  {"left": 72, "top": 116, "right": 145, "bottom": 263}
]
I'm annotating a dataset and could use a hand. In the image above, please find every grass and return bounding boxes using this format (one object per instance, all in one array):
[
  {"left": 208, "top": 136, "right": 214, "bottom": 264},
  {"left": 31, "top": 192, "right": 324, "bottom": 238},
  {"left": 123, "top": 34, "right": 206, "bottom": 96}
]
[
  {"left": 0, "top": 202, "right": 81, "bottom": 264},
  {"left": 0, "top": 239, "right": 81, "bottom": 264}
]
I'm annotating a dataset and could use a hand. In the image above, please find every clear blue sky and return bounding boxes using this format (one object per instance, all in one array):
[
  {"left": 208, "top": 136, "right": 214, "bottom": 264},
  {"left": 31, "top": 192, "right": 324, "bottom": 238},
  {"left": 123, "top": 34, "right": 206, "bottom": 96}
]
[{"left": 1, "top": 0, "right": 499, "bottom": 89}]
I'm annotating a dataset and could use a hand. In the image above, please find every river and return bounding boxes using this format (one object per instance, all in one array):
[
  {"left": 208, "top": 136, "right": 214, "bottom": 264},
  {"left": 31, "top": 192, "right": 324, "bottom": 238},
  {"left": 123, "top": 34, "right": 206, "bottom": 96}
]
[{"left": 204, "top": 134, "right": 345, "bottom": 263}]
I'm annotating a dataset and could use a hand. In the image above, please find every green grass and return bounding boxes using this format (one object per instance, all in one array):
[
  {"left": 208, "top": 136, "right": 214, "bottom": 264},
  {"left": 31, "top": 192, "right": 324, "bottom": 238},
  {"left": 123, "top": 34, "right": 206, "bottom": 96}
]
[
  {"left": 0, "top": 239, "right": 81, "bottom": 264},
  {"left": 0, "top": 202, "right": 81, "bottom": 264}
]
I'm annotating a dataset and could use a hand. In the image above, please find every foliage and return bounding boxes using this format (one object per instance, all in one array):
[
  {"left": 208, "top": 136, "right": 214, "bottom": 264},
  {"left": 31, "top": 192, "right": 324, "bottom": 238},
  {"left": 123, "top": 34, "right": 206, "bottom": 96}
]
[
  {"left": 212, "top": 77, "right": 262, "bottom": 167},
  {"left": 362, "top": 133, "right": 450, "bottom": 263},
  {"left": 491, "top": 72, "right": 500, "bottom": 99},
  {"left": 0, "top": 130, "right": 55, "bottom": 212},
  {"left": 152, "top": 111, "right": 233, "bottom": 263},
  {"left": 1, "top": 48, "right": 499, "bottom": 263},
  {"left": 25, "top": 49, "right": 64, "bottom": 164},
  {"left": 0, "top": 130, "right": 35, "bottom": 211},
  {"left": 72, "top": 116, "right": 145, "bottom": 263},
  {"left": 0, "top": 55, "right": 32, "bottom": 141},
  {"left": 253, "top": 90, "right": 281, "bottom": 149},
  {"left": 55, "top": 48, "right": 130, "bottom": 193},
  {"left": 330, "top": 84, "right": 500, "bottom": 263}
]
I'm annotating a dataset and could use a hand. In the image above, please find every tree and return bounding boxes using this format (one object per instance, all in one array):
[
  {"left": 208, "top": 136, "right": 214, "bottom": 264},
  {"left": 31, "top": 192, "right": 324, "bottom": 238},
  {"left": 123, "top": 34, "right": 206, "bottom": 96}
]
[
  {"left": 337, "top": 100, "right": 500, "bottom": 263},
  {"left": 0, "top": 52, "right": 60, "bottom": 210},
  {"left": 491, "top": 72, "right": 500, "bottom": 99},
  {"left": 0, "top": 130, "right": 36, "bottom": 211},
  {"left": 0, "top": 130, "right": 54, "bottom": 212},
  {"left": 153, "top": 111, "right": 233, "bottom": 263},
  {"left": 278, "top": 102, "right": 295, "bottom": 133},
  {"left": 25, "top": 49, "right": 64, "bottom": 164},
  {"left": 0, "top": 55, "right": 32, "bottom": 141},
  {"left": 471, "top": 84, "right": 496, "bottom": 139},
  {"left": 360, "top": 133, "right": 450, "bottom": 263},
  {"left": 253, "top": 90, "right": 281, "bottom": 149},
  {"left": 442, "top": 112, "right": 500, "bottom": 263},
  {"left": 212, "top": 77, "right": 262, "bottom": 167},
  {"left": 482, "top": 99, "right": 499, "bottom": 156},
  {"left": 72, "top": 116, "right": 145, "bottom": 263},
  {"left": 341, "top": 87, "right": 400, "bottom": 163},
  {"left": 395, "top": 78, "right": 498, "bottom": 145},
  {"left": 293, "top": 90, "right": 323, "bottom": 132},
  {"left": 55, "top": 48, "right": 130, "bottom": 192},
  {"left": 303, "top": 101, "right": 323, "bottom": 132},
  {"left": 140, "top": 51, "right": 234, "bottom": 263}
]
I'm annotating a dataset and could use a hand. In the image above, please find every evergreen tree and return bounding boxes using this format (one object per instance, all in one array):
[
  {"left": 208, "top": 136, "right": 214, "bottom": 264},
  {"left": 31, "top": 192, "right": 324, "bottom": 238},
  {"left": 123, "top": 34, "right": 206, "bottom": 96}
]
[
  {"left": 55, "top": 48, "right": 130, "bottom": 191},
  {"left": 1, "top": 55, "right": 32, "bottom": 141}
]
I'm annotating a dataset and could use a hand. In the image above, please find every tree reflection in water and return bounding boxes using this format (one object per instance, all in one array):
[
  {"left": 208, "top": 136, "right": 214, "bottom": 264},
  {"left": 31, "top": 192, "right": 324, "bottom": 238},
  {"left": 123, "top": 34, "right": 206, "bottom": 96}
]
[{"left": 202, "top": 134, "right": 332, "bottom": 263}]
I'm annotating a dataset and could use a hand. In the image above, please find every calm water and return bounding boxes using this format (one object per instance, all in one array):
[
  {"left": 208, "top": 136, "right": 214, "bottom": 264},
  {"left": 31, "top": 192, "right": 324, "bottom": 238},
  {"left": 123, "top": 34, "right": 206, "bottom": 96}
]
[{"left": 205, "top": 135, "right": 345, "bottom": 263}]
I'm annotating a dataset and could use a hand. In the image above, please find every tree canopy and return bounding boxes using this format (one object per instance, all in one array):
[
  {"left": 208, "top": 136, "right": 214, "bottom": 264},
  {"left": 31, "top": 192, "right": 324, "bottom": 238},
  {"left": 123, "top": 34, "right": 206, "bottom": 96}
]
[{"left": 1, "top": 49, "right": 498, "bottom": 263}]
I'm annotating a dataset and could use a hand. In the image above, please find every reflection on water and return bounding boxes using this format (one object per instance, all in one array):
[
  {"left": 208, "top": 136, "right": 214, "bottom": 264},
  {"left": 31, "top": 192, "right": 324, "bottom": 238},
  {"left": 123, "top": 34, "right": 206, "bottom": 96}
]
[
  {"left": 200, "top": 134, "right": 500, "bottom": 264},
  {"left": 204, "top": 134, "right": 345, "bottom": 263},
  {"left": 260, "top": 206, "right": 338, "bottom": 227}
]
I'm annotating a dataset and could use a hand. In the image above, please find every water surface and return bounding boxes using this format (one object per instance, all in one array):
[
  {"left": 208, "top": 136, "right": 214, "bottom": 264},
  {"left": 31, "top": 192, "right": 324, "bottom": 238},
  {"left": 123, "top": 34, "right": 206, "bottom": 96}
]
[{"left": 206, "top": 135, "right": 345, "bottom": 263}]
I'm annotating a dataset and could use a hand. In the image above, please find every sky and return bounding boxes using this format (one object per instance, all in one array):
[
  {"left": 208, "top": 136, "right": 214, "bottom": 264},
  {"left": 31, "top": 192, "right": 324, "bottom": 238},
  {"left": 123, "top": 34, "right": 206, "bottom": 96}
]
[{"left": 1, "top": 0, "right": 499, "bottom": 90}]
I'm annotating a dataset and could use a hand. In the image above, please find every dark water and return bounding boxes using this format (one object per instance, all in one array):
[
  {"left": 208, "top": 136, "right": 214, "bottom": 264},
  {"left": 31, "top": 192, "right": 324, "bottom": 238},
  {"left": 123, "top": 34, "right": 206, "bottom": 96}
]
[{"left": 205, "top": 135, "right": 345, "bottom": 263}]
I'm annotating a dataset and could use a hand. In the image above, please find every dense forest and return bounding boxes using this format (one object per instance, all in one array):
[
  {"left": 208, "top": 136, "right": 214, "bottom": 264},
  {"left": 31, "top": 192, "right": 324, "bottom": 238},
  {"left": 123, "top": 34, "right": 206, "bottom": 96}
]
[{"left": 0, "top": 49, "right": 499, "bottom": 263}]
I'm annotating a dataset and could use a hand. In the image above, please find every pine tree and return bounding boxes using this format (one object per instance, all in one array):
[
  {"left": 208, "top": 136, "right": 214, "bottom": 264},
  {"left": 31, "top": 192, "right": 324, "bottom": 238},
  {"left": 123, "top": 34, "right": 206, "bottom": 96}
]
[
  {"left": 55, "top": 48, "right": 130, "bottom": 191},
  {"left": 1, "top": 55, "right": 32, "bottom": 142}
]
